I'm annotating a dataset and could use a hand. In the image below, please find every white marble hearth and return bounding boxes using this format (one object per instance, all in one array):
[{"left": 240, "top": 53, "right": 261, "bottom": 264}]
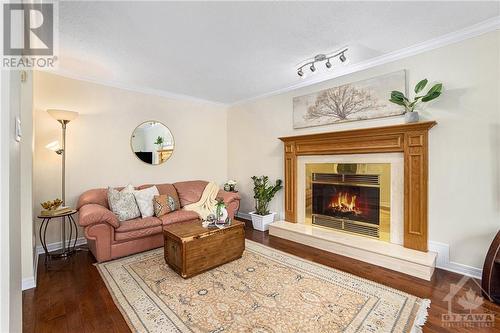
[{"left": 269, "top": 221, "right": 437, "bottom": 281}]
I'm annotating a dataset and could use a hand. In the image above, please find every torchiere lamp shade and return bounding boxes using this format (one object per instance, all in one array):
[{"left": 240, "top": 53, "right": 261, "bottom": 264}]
[{"left": 47, "top": 109, "right": 79, "bottom": 122}]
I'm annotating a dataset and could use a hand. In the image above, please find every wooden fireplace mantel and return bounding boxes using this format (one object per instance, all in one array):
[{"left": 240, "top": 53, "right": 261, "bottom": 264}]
[{"left": 279, "top": 121, "right": 437, "bottom": 252}]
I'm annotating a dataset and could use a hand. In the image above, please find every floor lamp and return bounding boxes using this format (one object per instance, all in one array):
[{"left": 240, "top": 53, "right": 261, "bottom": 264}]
[{"left": 47, "top": 109, "right": 79, "bottom": 257}]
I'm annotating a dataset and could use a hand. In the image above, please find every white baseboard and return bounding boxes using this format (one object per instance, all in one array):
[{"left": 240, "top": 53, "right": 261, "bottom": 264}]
[
  {"left": 22, "top": 277, "right": 36, "bottom": 291},
  {"left": 35, "top": 237, "right": 87, "bottom": 255},
  {"left": 23, "top": 237, "right": 87, "bottom": 291},
  {"left": 428, "top": 241, "right": 482, "bottom": 279},
  {"left": 22, "top": 252, "right": 39, "bottom": 291}
]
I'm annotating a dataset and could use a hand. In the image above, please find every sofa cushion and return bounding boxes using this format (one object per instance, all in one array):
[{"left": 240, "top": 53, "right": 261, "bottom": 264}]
[
  {"left": 115, "top": 216, "right": 162, "bottom": 233},
  {"left": 133, "top": 186, "right": 159, "bottom": 218},
  {"left": 173, "top": 180, "right": 208, "bottom": 206},
  {"left": 153, "top": 194, "right": 178, "bottom": 217},
  {"left": 139, "top": 183, "right": 181, "bottom": 209},
  {"left": 107, "top": 186, "right": 141, "bottom": 221},
  {"left": 114, "top": 225, "right": 163, "bottom": 242},
  {"left": 78, "top": 185, "right": 132, "bottom": 210},
  {"left": 159, "top": 210, "right": 199, "bottom": 225}
]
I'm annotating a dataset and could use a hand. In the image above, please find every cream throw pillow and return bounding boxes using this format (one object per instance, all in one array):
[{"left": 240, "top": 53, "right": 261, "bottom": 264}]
[
  {"left": 107, "top": 185, "right": 141, "bottom": 222},
  {"left": 134, "top": 186, "right": 160, "bottom": 218}
]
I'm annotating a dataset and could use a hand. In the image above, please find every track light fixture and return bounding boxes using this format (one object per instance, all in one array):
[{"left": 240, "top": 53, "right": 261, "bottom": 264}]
[{"left": 296, "top": 48, "right": 348, "bottom": 77}]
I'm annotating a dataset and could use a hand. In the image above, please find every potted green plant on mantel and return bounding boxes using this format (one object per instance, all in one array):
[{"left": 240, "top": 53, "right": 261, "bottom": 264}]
[
  {"left": 249, "top": 176, "right": 283, "bottom": 231},
  {"left": 389, "top": 78, "right": 443, "bottom": 123}
]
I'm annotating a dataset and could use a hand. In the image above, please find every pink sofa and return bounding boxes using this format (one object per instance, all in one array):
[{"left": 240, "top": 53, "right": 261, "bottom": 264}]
[{"left": 77, "top": 180, "right": 240, "bottom": 262}]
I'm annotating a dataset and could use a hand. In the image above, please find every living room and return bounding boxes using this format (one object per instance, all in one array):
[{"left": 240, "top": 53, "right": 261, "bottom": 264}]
[{"left": 1, "top": 1, "right": 500, "bottom": 332}]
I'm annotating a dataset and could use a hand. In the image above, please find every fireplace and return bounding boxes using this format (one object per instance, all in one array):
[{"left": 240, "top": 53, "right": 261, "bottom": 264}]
[{"left": 306, "top": 163, "right": 390, "bottom": 241}]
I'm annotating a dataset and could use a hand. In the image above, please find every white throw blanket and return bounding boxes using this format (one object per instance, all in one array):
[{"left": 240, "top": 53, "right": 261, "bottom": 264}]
[{"left": 183, "top": 181, "right": 219, "bottom": 220}]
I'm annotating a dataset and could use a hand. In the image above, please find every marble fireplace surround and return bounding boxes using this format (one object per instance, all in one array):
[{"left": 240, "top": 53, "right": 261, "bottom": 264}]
[{"left": 269, "top": 122, "right": 438, "bottom": 280}]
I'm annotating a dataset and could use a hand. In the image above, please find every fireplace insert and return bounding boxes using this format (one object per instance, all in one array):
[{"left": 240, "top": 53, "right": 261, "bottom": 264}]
[
  {"left": 312, "top": 183, "right": 380, "bottom": 225},
  {"left": 306, "top": 163, "right": 390, "bottom": 240}
]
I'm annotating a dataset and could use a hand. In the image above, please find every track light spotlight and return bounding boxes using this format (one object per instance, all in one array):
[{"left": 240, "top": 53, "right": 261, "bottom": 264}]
[{"left": 296, "top": 48, "right": 348, "bottom": 76}]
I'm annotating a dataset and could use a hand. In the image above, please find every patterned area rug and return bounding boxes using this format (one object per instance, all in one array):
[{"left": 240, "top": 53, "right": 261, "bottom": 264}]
[{"left": 97, "top": 240, "right": 430, "bottom": 333}]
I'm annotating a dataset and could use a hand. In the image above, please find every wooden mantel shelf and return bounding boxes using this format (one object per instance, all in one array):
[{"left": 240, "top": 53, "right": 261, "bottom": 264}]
[
  {"left": 279, "top": 121, "right": 436, "bottom": 142},
  {"left": 279, "top": 121, "right": 437, "bottom": 252}
]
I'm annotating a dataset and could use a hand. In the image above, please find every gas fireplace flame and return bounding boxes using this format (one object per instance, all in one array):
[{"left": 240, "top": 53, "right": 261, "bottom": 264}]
[{"left": 330, "top": 192, "right": 361, "bottom": 215}]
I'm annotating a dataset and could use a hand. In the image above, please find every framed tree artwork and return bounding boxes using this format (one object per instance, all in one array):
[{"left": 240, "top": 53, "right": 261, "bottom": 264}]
[{"left": 293, "top": 70, "right": 407, "bottom": 129}]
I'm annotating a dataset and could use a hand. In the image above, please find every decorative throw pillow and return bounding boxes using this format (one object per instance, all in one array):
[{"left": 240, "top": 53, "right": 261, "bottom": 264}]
[
  {"left": 153, "top": 194, "right": 178, "bottom": 217},
  {"left": 133, "top": 186, "right": 160, "bottom": 218},
  {"left": 107, "top": 186, "right": 141, "bottom": 222},
  {"left": 121, "top": 184, "right": 135, "bottom": 193}
]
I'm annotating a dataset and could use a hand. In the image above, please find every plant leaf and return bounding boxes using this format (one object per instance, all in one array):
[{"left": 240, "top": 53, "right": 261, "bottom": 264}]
[
  {"left": 427, "top": 83, "right": 443, "bottom": 95},
  {"left": 414, "top": 79, "right": 428, "bottom": 94},
  {"left": 391, "top": 90, "right": 406, "bottom": 99},
  {"left": 389, "top": 98, "right": 405, "bottom": 106},
  {"left": 421, "top": 91, "right": 441, "bottom": 102}
]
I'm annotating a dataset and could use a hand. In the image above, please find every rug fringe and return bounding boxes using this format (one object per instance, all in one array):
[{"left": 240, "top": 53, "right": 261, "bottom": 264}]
[{"left": 411, "top": 298, "right": 431, "bottom": 333}]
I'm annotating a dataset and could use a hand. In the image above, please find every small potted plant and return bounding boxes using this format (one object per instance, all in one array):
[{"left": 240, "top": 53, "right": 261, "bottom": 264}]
[
  {"left": 389, "top": 79, "right": 443, "bottom": 123},
  {"left": 249, "top": 176, "right": 283, "bottom": 231},
  {"left": 224, "top": 180, "right": 237, "bottom": 192},
  {"left": 154, "top": 136, "right": 164, "bottom": 150},
  {"left": 215, "top": 198, "right": 228, "bottom": 223}
]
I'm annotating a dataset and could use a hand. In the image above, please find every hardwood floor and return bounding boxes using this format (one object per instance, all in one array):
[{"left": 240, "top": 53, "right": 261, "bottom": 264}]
[{"left": 23, "top": 220, "right": 500, "bottom": 332}]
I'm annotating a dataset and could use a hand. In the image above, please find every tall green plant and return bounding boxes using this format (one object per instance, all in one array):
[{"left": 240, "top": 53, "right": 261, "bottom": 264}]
[
  {"left": 389, "top": 79, "right": 443, "bottom": 113},
  {"left": 251, "top": 176, "right": 283, "bottom": 216}
]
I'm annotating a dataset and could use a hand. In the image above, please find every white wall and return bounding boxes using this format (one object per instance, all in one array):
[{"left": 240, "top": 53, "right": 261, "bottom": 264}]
[
  {"left": 227, "top": 31, "right": 500, "bottom": 269},
  {"left": 1, "top": 70, "right": 23, "bottom": 333},
  {"left": 21, "top": 71, "right": 36, "bottom": 290},
  {"left": 33, "top": 71, "right": 228, "bottom": 245}
]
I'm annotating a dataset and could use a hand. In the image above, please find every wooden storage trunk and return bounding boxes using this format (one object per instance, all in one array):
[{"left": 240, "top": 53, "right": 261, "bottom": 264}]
[{"left": 163, "top": 220, "right": 245, "bottom": 278}]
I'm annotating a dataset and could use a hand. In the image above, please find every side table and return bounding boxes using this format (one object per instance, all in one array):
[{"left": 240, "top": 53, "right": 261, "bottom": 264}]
[{"left": 37, "top": 209, "right": 79, "bottom": 265}]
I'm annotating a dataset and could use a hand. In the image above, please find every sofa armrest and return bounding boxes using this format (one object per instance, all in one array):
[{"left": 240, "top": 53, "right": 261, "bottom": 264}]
[
  {"left": 78, "top": 204, "right": 120, "bottom": 229},
  {"left": 217, "top": 190, "right": 241, "bottom": 205}
]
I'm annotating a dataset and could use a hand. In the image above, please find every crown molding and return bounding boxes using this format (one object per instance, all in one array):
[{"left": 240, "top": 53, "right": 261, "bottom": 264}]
[
  {"left": 39, "top": 68, "right": 229, "bottom": 108},
  {"left": 230, "top": 16, "right": 500, "bottom": 107}
]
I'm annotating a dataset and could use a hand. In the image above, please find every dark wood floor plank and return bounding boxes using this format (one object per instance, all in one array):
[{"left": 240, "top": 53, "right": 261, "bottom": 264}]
[{"left": 23, "top": 220, "right": 500, "bottom": 333}]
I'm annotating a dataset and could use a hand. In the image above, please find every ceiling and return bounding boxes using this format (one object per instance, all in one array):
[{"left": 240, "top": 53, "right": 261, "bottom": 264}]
[{"left": 57, "top": 1, "right": 499, "bottom": 104}]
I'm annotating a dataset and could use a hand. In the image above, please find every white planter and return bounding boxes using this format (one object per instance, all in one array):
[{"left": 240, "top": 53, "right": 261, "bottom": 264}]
[
  {"left": 405, "top": 111, "right": 419, "bottom": 123},
  {"left": 249, "top": 211, "right": 276, "bottom": 231}
]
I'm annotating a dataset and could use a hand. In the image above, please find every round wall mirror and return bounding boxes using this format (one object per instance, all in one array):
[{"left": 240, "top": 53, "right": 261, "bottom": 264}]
[{"left": 131, "top": 121, "right": 174, "bottom": 165}]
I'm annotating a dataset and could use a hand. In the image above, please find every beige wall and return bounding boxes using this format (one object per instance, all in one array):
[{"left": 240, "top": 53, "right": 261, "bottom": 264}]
[
  {"left": 227, "top": 31, "right": 500, "bottom": 269},
  {"left": 33, "top": 71, "right": 228, "bottom": 245}
]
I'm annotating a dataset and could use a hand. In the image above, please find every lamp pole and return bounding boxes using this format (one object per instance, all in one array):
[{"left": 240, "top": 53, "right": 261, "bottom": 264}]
[
  {"left": 59, "top": 120, "right": 68, "bottom": 255},
  {"left": 47, "top": 109, "right": 79, "bottom": 257}
]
